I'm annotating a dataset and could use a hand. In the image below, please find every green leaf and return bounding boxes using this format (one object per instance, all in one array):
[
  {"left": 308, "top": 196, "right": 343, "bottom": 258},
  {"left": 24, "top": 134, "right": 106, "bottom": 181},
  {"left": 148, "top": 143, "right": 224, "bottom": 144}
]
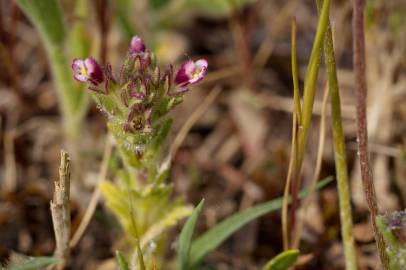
[
  {"left": 185, "top": 0, "right": 256, "bottom": 17},
  {"left": 297, "top": 0, "right": 331, "bottom": 163},
  {"left": 149, "top": 0, "right": 171, "bottom": 10},
  {"left": 16, "top": 0, "right": 65, "bottom": 48},
  {"left": 177, "top": 199, "right": 205, "bottom": 270},
  {"left": 68, "top": 0, "right": 91, "bottom": 59},
  {"left": 16, "top": 0, "right": 88, "bottom": 138},
  {"left": 150, "top": 119, "right": 173, "bottom": 155},
  {"left": 262, "top": 250, "right": 300, "bottom": 270},
  {"left": 189, "top": 177, "right": 333, "bottom": 266},
  {"left": 115, "top": 250, "right": 130, "bottom": 270},
  {"left": 100, "top": 180, "right": 191, "bottom": 249},
  {"left": 141, "top": 204, "right": 192, "bottom": 248},
  {"left": 7, "top": 256, "right": 59, "bottom": 270}
]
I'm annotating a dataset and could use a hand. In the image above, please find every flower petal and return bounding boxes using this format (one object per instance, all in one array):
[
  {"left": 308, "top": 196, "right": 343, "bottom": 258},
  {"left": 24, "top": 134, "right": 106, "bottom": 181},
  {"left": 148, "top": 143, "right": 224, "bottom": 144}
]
[
  {"left": 84, "top": 57, "right": 104, "bottom": 84},
  {"left": 175, "top": 60, "right": 195, "bottom": 85},
  {"left": 195, "top": 59, "right": 208, "bottom": 71},
  {"left": 72, "top": 58, "right": 84, "bottom": 72},
  {"left": 74, "top": 73, "right": 88, "bottom": 82},
  {"left": 183, "top": 61, "right": 196, "bottom": 77}
]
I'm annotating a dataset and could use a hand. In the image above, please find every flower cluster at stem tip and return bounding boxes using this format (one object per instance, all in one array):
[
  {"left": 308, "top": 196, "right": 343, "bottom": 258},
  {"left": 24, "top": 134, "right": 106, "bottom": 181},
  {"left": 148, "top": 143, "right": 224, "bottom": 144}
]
[{"left": 71, "top": 36, "right": 208, "bottom": 143}]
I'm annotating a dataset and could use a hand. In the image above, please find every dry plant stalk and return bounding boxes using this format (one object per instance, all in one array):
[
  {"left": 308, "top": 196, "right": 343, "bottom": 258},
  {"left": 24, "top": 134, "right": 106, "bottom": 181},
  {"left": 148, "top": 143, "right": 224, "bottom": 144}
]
[
  {"left": 353, "top": 0, "right": 389, "bottom": 268},
  {"left": 281, "top": 114, "right": 298, "bottom": 250},
  {"left": 50, "top": 150, "right": 71, "bottom": 269},
  {"left": 282, "top": 18, "right": 301, "bottom": 250},
  {"left": 292, "top": 83, "right": 329, "bottom": 249},
  {"left": 70, "top": 136, "right": 113, "bottom": 248}
]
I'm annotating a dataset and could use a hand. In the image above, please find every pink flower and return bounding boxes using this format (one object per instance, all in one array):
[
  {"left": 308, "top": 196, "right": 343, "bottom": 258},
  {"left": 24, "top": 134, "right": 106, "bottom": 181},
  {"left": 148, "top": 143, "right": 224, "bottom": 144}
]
[
  {"left": 72, "top": 58, "right": 104, "bottom": 85},
  {"left": 129, "top": 36, "right": 146, "bottom": 54},
  {"left": 175, "top": 59, "right": 208, "bottom": 87}
]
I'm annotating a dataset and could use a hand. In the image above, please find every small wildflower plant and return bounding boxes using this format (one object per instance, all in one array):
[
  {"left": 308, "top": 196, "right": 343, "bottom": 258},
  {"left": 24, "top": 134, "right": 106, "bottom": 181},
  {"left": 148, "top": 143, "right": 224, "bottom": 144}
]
[{"left": 72, "top": 36, "right": 207, "bottom": 267}]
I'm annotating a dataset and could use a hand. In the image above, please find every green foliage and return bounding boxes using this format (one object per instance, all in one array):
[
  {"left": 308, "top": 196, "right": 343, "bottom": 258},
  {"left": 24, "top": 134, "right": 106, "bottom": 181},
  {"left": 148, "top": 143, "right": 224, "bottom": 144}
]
[
  {"left": 115, "top": 251, "right": 130, "bottom": 270},
  {"left": 297, "top": 0, "right": 331, "bottom": 160},
  {"left": 376, "top": 213, "right": 406, "bottom": 269},
  {"left": 16, "top": 0, "right": 88, "bottom": 139},
  {"left": 177, "top": 199, "right": 205, "bottom": 270},
  {"left": 149, "top": 0, "right": 171, "bottom": 10},
  {"left": 68, "top": 0, "right": 91, "bottom": 59},
  {"left": 16, "top": 0, "right": 65, "bottom": 48},
  {"left": 365, "top": 0, "right": 405, "bottom": 34},
  {"left": 189, "top": 177, "right": 333, "bottom": 267},
  {"left": 184, "top": 0, "right": 256, "bottom": 17},
  {"left": 262, "top": 250, "right": 299, "bottom": 270},
  {"left": 388, "top": 9, "right": 406, "bottom": 35},
  {"left": 365, "top": 0, "right": 380, "bottom": 28},
  {"left": 100, "top": 180, "right": 192, "bottom": 249},
  {"left": 314, "top": 0, "right": 359, "bottom": 269},
  {"left": 5, "top": 256, "right": 59, "bottom": 270}
]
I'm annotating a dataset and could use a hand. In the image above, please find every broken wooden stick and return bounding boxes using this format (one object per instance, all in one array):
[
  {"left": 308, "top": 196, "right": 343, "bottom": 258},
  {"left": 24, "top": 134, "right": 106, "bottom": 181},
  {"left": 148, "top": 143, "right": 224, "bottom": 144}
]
[{"left": 50, "top": 150, "right": 71, "bottom": 269}]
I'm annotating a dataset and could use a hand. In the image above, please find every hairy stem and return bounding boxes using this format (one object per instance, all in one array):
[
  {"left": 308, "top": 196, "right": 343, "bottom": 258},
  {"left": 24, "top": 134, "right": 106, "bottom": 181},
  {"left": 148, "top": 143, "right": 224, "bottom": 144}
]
[{"left": 352, "top": 0, "right": 389, "bottom": 268}]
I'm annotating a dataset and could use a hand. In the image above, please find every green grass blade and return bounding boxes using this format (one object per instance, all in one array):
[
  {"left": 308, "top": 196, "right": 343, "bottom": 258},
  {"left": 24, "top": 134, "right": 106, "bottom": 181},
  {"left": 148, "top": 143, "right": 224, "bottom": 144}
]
[
  {"left": 291, "top": 19, "right": 302, "bottom": 124},
  {"left": 7, "top": 256, "right": 59, "bottom": 270},
  {"left": 177, "top": 199, "right": 205, "bottom": 270},
  {"left": 262, "top": 249, "right": 300, "bottom": 270},
  {"left": 189, "top": 177, "right": 333, "bottom": 266},
  {"left": 16, "top": 0, "right": 87, "bottom": 139},
  {"left": 115, "top": 250, "right": 130, "bottom": 270},
  {"left": 297, "top": 0, "right": 331, "bottom": 163},
  {"left": 15, "top": 0, "right": 65, "bottom": 48}
]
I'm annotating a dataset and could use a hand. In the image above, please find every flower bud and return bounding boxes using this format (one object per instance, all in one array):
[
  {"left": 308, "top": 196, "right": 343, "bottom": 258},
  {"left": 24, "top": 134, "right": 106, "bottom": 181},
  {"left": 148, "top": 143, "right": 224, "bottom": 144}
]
[{"left": 129, "top": 36, "right": 146, "bottom": 54}]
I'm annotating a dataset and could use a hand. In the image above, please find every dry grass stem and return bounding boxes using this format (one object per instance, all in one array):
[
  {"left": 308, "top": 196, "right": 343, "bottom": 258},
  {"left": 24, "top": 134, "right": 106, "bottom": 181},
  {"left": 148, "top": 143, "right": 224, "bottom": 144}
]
[
  {"left": 50, "top": 150, "right": 71, "bottom": 269},
  {"left": 292, "top": 83, "right": 329, "bottom": 249},
  {"left": 70, "top": 135, "right": 114, "bottom": 248},
  {"left": 165, "top": 86, "right": 221, "bottom": 167},
  {"left": 3, "top": 130, "right": 17, "bottom": 193},
  {"left": 281, "top": 114, "right": 298, "bottom": 250}
]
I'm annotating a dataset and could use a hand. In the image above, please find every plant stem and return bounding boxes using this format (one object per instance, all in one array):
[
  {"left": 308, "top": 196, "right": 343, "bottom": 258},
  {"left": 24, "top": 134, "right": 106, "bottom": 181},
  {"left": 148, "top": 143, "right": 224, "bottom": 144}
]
[
  {"left": 292, "top": 82, "right": 329, "bottom": 249},
  {"left": 314, "top": 1, "right": 357, "bottom": 268},
  {"left": 282, "top": 114, "right": 298, "bottom": 250},
  {"left": 50, "top": 150, "right": 71, "bottom": 269},
  {"left": 296, "top": 0, "right": 331, "bottom": 163},
  {"left": 352, "top": 0, "right": 389, "bottom": 268},
  {"left": 290, "top": 0, "right": 330, "bottom": 230},
  {"left": 291, "top": 18, "right": 302, "bottom": 125},
  {"left": 282, "top": 18, "right": 302, "bottom": 250}
]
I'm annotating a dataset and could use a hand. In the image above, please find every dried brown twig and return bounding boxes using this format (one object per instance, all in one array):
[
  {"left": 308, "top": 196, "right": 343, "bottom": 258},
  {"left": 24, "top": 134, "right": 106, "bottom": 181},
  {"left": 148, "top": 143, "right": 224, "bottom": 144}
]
[
  {"left": 353, "top": 0, "right": 389, "bottom": 268},
  {"left": 50, "top": 150, "right": 71, "bottom": 269}
]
